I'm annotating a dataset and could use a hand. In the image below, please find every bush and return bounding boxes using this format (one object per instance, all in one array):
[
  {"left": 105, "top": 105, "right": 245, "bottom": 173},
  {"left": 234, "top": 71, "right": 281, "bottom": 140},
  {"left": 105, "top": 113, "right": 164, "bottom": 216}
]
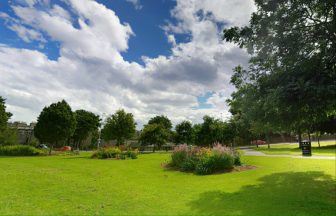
[
  {"left": 171, "top": 144, "right": 188, "bottom": 167},
  {"left": 170, "top": 143, "right": 240, "bottom": 175},
  {"left": 0, "top": 145, "right": 42, "bottom": 156},
  {"left": 124, "top": 149, "right": 139, "bottom": 159},
  {"left": 0, "top": 128, "right": 19, "bottom": 146},
  {"left": 92, "top": 147, "right": 138, "bottom": 160}
]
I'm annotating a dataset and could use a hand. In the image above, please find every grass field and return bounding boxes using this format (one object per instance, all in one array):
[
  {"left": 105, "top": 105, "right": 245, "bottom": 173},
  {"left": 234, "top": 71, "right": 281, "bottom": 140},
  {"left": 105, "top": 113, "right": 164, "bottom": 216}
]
[
  {"left": 0, "top": 153, "right": 335, "bottom": 215},
  {"left": 253, "top": 140, "right": 336, "bottom": 156}
]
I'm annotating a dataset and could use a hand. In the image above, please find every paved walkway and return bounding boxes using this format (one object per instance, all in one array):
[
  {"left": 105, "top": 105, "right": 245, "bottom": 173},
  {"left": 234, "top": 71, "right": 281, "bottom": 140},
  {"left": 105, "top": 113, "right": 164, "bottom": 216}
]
[{"left": 241, "top": 148, "right": 336, "bottom": 160}]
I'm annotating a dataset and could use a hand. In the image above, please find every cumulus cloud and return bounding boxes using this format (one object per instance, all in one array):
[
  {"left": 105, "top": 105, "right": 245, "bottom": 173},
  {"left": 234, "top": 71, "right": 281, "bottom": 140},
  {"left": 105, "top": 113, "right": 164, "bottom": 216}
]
[{"left": 0, "top": 0, "right": 254, "bottom": 127}]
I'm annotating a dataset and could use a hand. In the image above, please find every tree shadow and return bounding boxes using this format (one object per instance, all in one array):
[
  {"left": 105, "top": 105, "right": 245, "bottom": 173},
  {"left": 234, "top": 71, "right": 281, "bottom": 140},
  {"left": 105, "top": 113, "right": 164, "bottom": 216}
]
[
  {"left": 255, "top": 144, "right": 335, "bottom": 155},
  {"left": 188, "top": 171, "right": 336, "bottom": 215}
]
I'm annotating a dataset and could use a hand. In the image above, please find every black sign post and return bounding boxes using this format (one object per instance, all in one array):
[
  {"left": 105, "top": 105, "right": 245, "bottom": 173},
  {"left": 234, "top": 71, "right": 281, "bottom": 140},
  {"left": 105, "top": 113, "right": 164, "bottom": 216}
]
[{"left": 300, "top": 140, "right": 312, "bottom": 156}]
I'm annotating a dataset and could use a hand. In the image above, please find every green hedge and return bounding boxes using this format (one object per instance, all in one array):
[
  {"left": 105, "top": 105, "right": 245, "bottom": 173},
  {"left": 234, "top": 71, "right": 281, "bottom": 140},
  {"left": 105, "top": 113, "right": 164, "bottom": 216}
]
[
  {"left": 91, "top": 147, "right": 138, "bottom": 159},
  {"left": 0, "top": 145, "right": 42, "bottom": 156}
]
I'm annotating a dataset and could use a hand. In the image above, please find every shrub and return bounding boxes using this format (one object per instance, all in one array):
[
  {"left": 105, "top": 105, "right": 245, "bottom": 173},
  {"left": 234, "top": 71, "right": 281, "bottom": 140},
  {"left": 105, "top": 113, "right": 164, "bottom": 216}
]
[
  {"left": 124, "top": 149, "right": 139, "bottom": 159},
  {"left": 0, "top": 145, "right": 42, "bottom": 156},
  {"left": 91, "top": 147, "right": 138, "bottom": 160},
  {"left": 0, "top": 128, "right": 19, "bottom": 146},
  {"left": 170, "top": 143, "right": 240, "bottom": 175},
  {"left": 171, "top": 144, "right": 188, "bottom": 167}
]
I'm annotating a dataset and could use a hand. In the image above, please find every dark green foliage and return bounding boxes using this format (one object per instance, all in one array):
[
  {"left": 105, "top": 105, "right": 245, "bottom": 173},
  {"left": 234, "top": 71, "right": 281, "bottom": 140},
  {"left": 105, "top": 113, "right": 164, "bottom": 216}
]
[
  {"left": 124, "top": 150, "right": 138, "bottom": 159},
  {"left": 92, "top": 147, "right": 121, "bottom": 159},
  {"left": 91, "top": 147, "right": 138, "bottom": 160},
  {"left": 194, "top": 116, "right": 236, "bottom": 146},
  {"left": 0, "top": 128, "right": 19, "bottom": 146},
  {"left": 72, "top": 110, "right": 100, "bottom": 149},
  {"left": 34, "top": 100, "right": 76, "bottom": 147},
  {"left": 0, "top": 97, "right": 17, "bottom": 146},
  {"left": 0, "top": 96, "right": 12, "bottom": 131},
  {"left": 195, "top": 154, "right": 235, "bottom": 175},
  {"left": 139, "top": 123, "right": 170, "bottom": 151},
  {"left": 224, "top": 0, "right": 336, "bottom": 139},
  {"left": 175, "top": 121, "right": 193, "bottom": 144},
  {"left": 148, "top": 115, "right": 172, "bottom": 130},
  {"left": 101, "top": 109, "right": 136, "bottom": 146},
  {"left": 0, "top": 145, "right": 42, "bottom": 156}
]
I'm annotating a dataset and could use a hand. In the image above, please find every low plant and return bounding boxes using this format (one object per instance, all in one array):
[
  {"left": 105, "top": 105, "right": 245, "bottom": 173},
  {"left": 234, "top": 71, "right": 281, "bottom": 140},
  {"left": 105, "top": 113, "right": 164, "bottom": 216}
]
[
  {"left": 0, "top": 145, "right": 42, "bottom": 156},
  {"left": 169, "top": 143, "right": 241, "bottom": 175},
  {"left": 91, "top": 147, "right": 138, "bottom": 160}
]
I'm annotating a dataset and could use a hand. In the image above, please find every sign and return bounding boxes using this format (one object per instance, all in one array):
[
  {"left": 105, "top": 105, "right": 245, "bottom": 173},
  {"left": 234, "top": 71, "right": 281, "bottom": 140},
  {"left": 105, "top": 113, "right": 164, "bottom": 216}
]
[{"left": 300, "top": 141, "right": 311, "bottom": 156}]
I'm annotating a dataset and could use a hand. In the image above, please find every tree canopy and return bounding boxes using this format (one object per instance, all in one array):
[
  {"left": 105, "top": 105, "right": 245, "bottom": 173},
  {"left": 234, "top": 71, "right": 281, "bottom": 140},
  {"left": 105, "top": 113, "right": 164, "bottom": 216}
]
[
  {"left": 0, "top": 96, "right": 12, "bottom": 131},
  {"left": 139, "top": 123, "right": 170, "bottom": 152},
  {"left": 194, "top": 116, "right": 236, "bottom": 146},
  {"left": 148, "top": 115, "right": 172, "bottom": 130},
  {"left": 101, "top": 109, "right": 136, "bottom": 145},
  {"left": 175, "top": 121, "right": 193, "bottom": 144},
  {"left": 223, "top": 0, "right": 336, "bottom": 139},
  {"left": 34, "top": 100, "right": 76, "bottom": 147},
  {"left": 72, "top": 110, "right": 101, "bottom": 149}
]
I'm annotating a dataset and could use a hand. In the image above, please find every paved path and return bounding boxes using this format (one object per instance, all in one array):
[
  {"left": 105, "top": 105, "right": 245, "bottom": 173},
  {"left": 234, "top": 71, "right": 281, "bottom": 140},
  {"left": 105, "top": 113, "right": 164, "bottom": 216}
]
[{"left": 241, "top": 148, "right": 336, "bottom": 160}]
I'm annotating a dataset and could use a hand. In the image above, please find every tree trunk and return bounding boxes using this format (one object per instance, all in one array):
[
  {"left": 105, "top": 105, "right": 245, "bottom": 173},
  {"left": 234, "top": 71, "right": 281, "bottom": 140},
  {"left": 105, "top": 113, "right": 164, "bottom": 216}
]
[
  {"left": 152, "top": 144, "right": 155, "bottom": 153},
  {"left": 308, "top": 133, "right": 311, "bottom": 142},
  {"left": 318, "top": 136, "right": 320, "bottom": 148},
  {"left": 298, "top": 131, "right": 302, "bottom": 149},
  {"left": 49, "top": 144, "right": 53, "bottom": 155}
]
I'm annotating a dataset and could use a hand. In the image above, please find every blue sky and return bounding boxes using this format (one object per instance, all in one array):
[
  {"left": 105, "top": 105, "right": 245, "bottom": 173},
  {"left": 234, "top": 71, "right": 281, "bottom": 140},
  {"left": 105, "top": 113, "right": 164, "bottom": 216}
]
[
  {"left": 0, "top": 0, "right": 254, "bottom": 127},
  {"left": 0, "top": 0, "right": 179, "bottom": 62}
]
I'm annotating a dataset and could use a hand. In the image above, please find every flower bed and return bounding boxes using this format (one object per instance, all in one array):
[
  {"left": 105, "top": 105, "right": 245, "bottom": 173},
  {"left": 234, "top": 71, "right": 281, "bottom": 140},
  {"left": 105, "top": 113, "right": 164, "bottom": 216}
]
[
  {"left": 91, "top": 147, "right": 138, "bottom": 160},
  {"left": 169, "top": 144, "right": 241, "bottom": 175}
]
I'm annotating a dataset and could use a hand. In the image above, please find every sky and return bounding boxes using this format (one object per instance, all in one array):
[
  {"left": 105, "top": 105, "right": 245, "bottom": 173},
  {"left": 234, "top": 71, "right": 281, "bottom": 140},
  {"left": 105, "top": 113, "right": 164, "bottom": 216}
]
[{"left": 0, "top": 0, "right": 255, "bottom": 128}]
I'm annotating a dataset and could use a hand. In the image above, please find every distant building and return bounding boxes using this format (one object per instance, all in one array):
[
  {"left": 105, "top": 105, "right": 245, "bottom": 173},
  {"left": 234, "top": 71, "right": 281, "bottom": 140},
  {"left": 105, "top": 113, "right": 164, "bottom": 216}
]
[{"left": 7, "top": 121, "right": 37, "bottom": 144}]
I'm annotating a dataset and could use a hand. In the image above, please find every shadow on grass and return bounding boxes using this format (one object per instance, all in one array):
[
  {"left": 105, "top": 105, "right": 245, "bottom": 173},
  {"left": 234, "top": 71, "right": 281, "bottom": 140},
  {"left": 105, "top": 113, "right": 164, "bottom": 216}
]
[
  {"left": 62, "top": 156, "right": 91, "bottom": 159},
  {"left": 255, "top": 144, "right": 336, "bottom": 154},
  {"left": 312, "top": 145, "right": 336, "bottom": 150},
  {"left": 188, "top": 171, "right": 336, "bottom": 216}
]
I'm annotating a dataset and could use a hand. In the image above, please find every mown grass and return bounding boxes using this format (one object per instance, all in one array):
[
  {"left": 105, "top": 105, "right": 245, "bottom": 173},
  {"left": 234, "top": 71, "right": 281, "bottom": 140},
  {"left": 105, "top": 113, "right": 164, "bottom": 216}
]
[
  {"left": 0, "top": 153, "right": 335, "bottom": 215},
  {"left": 253, "top": 140, "right": 336, "bottom": 156}
]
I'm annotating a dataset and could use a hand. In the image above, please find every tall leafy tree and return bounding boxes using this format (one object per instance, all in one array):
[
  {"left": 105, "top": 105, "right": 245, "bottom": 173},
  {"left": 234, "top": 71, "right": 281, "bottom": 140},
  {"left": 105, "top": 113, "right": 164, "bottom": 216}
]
[
  {"left": 0, "top": 96, "right": 12, "bottom": 131},
  {"left": 195, "top": 116, "right": 235, "bottom": 146},
  {"left": 175, "top": 121, "right": 193, "bottom": 144},
  {"left": 224, "top": 0, "right": 336, "bottom": 144},
  {"left": 72, "top": 110, "right": 101, "bottom": 149},
  {"left": 101, "top": 109, "right": 136, "bottom": 146},
  {"left": 0, "top": 97, "right": 17, "bottom": 146},
  {"left": 34, "top": 100, "right": 76, "bottom": 153},
  {"left": 192, "top": 123, "right": 203, "bottom": 146},
  {"left": 139, "top": 123, "right": 170, "bottom": 152},
  {"left": 148, "top": 115, "right": 172, "bottom": 130}
]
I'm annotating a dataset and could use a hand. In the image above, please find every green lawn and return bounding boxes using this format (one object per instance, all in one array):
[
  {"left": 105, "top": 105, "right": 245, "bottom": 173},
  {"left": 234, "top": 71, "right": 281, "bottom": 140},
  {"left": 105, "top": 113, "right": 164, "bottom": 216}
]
[
  {"left": 0, "top": 153, "right": 335, "bottom": 215},
  {"left": 253, "top": 140, "right": 336, "bottom": 156}
]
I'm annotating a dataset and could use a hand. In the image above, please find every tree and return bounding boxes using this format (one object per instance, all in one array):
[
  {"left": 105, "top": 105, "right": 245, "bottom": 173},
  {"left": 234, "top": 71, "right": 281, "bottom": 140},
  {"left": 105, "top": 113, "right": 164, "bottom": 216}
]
[
  {"left": 223, "top": 0, "right": 336, "bottom": 146},
  {"left": 34, "top": 100, "right": 76, "bottom": 153},
  {"left": 101, "top": 109, "right": 136, "bottom": 146},
  {"left": 72, "top": 110, "right": 100, "bottom": 150},
  {"left": 139, "top": 123, "right": 170, "bottom": 152},
  {"left": 195, "top": 116, "right": 235, "bottom": 146},
  {"left": 148, "top": 115, "right": 172, "bottom": 130},
  {"left": 192, "top": 123, "right": 203, "bottom": 146},
  {"left": 0, "top": 96, "right": 12, "bottom": 131},
  {"left": 175, "top": 121, "right": 193, "bottom": 144}
]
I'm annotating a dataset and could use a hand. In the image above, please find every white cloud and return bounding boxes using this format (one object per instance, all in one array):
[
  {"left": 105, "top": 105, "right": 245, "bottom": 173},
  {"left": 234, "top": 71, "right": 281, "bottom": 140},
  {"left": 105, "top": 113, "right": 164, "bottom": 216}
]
[
  {"left": 125, "top": 0, "right": 143, "bottom": 10},
  {"left": 0, "top": 0, "right": 254, "bottom": 128}
]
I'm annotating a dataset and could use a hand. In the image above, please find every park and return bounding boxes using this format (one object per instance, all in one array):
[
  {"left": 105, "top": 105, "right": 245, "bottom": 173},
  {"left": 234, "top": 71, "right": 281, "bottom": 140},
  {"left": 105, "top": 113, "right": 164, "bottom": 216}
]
[{"left": 0, "top": 0, "right": 335, "bottom": 215}]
